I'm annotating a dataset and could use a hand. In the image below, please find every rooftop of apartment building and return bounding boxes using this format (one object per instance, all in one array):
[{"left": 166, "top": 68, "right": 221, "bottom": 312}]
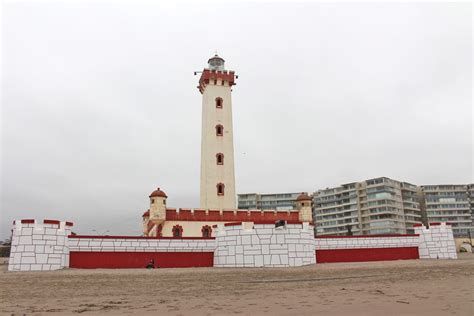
[
  {"left": 421, "top": 184, "right": 470, "bottom": 191},
  {"left": 237, "top": 192, "right": 306, "bottom": 210},
  {"left": 314, "top": 177, "right": 418, "bottom": 196},
  {"left": 238, "top": 192, "right": 303, "bottom": 198}
]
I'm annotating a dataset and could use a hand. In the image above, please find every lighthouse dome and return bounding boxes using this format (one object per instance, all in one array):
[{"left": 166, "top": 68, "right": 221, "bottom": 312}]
[{"left": 208, "top": 53, "right": 225, "bottom": 71}]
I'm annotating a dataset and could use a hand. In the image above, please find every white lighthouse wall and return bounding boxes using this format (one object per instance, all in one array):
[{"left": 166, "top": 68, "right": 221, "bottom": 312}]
[{"left": 200, "top": 78, "right": 236, "bottom": 209}]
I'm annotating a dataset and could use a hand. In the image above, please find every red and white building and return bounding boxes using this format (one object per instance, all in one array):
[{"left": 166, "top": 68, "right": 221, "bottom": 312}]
[
  {"left": 142, "top": 187, "right": 313, "bottom": 237},
  {"left": 141, "top": 54, "right": 313, "bottom": 237}
]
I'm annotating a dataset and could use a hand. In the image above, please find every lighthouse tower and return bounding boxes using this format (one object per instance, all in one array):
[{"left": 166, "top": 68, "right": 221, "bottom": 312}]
[{"left": 198, "top": 54, "right": 236, "bottom": 209}]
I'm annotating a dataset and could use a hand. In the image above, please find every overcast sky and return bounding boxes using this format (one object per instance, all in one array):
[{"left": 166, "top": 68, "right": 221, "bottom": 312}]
[{"left": 1, "top": 1, "right": 472, "bottom": 239}]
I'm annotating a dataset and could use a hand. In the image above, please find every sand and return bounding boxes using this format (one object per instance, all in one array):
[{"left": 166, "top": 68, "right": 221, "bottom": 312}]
[{"left": 1, "top": 254, "right": 473, "bottom": 315}]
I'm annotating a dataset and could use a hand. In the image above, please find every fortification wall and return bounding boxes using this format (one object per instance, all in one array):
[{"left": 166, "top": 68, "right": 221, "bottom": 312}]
[
  {"left": 213, "top": 222, "right": 315, "bottom": 267},
  {"left": 7, "top": 219, "right": 457, "bottom": 271},
  {"left": 414, "top": 223, "right": 457, "bottom": 259},
  {"left": 68, "top": 236, "right": 215, "bottom": 268},
  {"left": 314, "top": 234, "right": 420, "bottom": 263},
  {"left": 8, "top": 219, "right": 73, "bottom": 271}
]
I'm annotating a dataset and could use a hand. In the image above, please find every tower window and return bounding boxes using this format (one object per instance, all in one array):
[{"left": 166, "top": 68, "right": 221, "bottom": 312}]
[
  {"left": 151, "top": 199, "right": 154, "bottom": 204},
  {"left": 201, "top": 225, "right": 212, "bottom": 238},
  {"left": 172, "top": 225, "right": 183, "bottom": 238},
  {"left": 216, "top": 97, "right": 223, "bottom": 108},
  {"left": 216, "top": 124, "right": 223, "bottom": 136},
  {"left": 216, "top": 153, "right": 224, "bottom": 165},
  {"left": 217, "top": 183, "right": 225, "bottom": 196}
]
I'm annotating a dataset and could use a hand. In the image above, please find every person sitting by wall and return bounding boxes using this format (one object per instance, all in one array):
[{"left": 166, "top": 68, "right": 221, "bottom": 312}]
[{"left": 146, "top": 259, "right": 155, "bottom": 269}]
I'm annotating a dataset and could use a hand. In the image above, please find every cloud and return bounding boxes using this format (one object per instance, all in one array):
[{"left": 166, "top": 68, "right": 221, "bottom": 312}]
[{"left": 1, "top": 2, "right": 472, "bottom": 239}]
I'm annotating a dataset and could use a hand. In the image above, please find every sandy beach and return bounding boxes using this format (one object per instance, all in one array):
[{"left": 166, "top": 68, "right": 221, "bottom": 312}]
[{"left": 1, "top": 254, "right": 473, "bottom": 315}]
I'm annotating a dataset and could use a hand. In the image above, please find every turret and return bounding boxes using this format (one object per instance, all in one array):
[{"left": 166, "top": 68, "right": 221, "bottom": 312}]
[
  {"left": 295, "top": 193, "right": 313, "bottom": 223},
  {"left": 149, "top": 187, "right": 167, "bottom": 223}
]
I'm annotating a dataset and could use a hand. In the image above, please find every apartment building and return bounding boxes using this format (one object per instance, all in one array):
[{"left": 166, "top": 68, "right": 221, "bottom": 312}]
[
  {"left": 237, "top": 192, "right": 304, "bottom": 210},
  {"left": 420, "top": 184, "right": 472, "bottom": 237},
  {"left": 313, "top": 177, "right": 423, "bottom": 236},
  {"left": 469, "top": 184, "right": 474, "bottom": 227}
]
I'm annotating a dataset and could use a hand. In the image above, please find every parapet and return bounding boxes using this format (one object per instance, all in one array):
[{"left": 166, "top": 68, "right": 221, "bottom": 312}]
[
  {"left": 8, "top": 219, "right": 73, "bottom": 271},
  {"left": 165, "top": 208, "right": 300, "bottom": 223},
  {"left": 198, "top": 69, "right": 236, "bottom": 93}
]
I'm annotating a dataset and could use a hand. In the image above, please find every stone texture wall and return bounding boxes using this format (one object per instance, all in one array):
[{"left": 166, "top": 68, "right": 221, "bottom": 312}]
[
  {"left": 314, "top": 234, "right": 421, "bottom": 263},
  {"left": 415, "top": 223, "right": 457, "bottom": 259},
  {"left": 213, "top": 222, "right": 315, "bottom": 267},
  {"left": 314, "top": 235, "right": 420, "bottom": 250},
  {"left": 7, "top": 219, "right": 458, "bottom": 272},
  {"left": 68, "top": 236, "right": 215, "bottom": 253},
  {"left": 68, "top": 236, "right": 216, "bottom": 269},
  {"left": 8, "top": 219, "right": 73, "bottom": 271}
]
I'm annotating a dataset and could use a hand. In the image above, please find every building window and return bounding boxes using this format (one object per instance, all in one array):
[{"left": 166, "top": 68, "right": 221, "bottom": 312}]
[
  {"left": 172, "top": 225, "right": 183, "bottom": 238},
  {"left": 216, "top": 124, "right": 223, "bottom": 136},
  {"left": 217, "top": 183, "right": 225, "bottom": 196},
  {"left": 216, "top": 153, "right": 224, "bottom": 165},
  {"left": 216, "top": 97, "right": 223, "bottom": 108},
  {"left": 151, "top": 199, "right": 154, "bottom": 204},
  {"left": 201, "top": 225, "right": 212, "bottom": 238}
]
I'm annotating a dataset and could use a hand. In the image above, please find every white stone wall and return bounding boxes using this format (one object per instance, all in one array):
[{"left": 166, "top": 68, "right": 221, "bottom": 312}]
[
  {"left": 415, "top": 223, "right": 457, "bottom": 259},
  {"left": 214, "top": 222, "right": 315, "bottom": 268},
  {"left": 69, "top": 237, "right": 215, "bottom": 253},
  {"left": 314, "top": 236, "right": 420, "bottom": 250},
  {"left": 8, "top": 220, "right": 72, "bottom": 271},
  {"left": 8, "top": 219, "right": 458, "bottom": 272}
]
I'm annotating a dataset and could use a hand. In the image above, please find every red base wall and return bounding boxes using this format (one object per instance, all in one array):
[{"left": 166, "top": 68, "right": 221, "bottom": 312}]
[
  {"left": 316, "top": 247, "right": 419, "bottom": 263},
  {"left": 70, "top": 252, "right": 214, "bottom": 269}
]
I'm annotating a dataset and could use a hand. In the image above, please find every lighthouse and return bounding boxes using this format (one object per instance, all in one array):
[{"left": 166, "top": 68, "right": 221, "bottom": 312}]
[{"left": 198, "top": 54, "right": 237, "bottom": 209}]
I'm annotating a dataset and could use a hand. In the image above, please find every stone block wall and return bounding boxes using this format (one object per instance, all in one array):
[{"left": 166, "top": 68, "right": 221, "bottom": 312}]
[
  {"left": 7, "top": 219, "right": 458, "bottom": 271},
  {"left": 68, "top": 236, "right": 216, "bottom": 253},
  {"left": 68, "top": 236, "right": 216, "bottom": 269},
  {"left": 415, "top": 223, "right": 457, "bottom": 259},
  {"left": 314, "top": 235, "right": 420, "bottom": 250},
  {"left": 314, "top": 234, "right": 421, "bottom": 263},
  {"left": 8, "top": 219, "right": 73, "bottom": 271},
  {"left": 213, "top": 222, "right": 315, "bottom": 267}
]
